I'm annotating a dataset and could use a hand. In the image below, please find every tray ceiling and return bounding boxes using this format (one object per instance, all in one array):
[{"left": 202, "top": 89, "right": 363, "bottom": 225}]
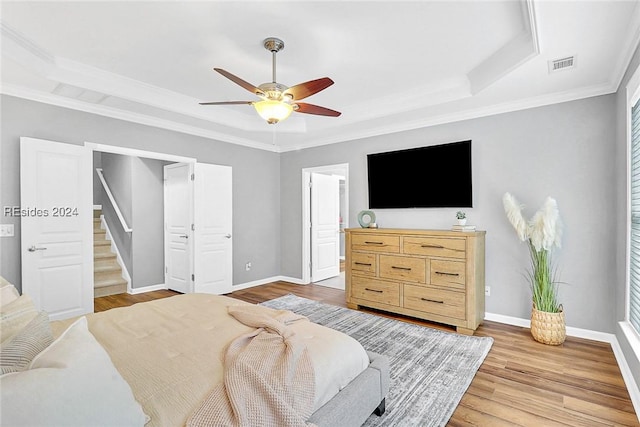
[{"left": 1, "top": 1, "right": 639, "bottom": 152}]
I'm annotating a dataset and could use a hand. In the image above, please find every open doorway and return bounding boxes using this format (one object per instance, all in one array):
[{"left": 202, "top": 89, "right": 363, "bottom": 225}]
[
  {"left": 88, "top": 143, "right": 196, "bottom": 296},
  {"left": 301, "top": 163, "right": 348, "bottom": 289}
]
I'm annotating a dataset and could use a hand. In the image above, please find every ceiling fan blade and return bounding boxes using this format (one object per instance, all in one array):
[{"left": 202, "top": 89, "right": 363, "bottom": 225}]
[
  {"left": 284, "top": 77, "right": 334, "bottom": 101},
  {"left": 199, "top": 101, "right": 254, "bottom": 105},
  {"left": 214, "top": 68, "right": 264, "bottom": 96},
  {"left": 294, "top": 102, "right": 341, "bottom": 117}
]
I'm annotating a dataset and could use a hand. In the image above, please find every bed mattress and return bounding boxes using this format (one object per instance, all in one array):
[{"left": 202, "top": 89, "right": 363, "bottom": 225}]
[{"left": 51, "top": 293, "right": 370, "bottom": 427}]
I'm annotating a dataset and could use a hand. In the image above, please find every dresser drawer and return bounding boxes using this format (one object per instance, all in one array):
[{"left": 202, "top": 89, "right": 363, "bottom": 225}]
[
  {"left": 403, "top": 236, "right": 466, "bottom": 259},
  {"left": 351, "top": 252, "right": 376, "bottom": 276},
  {"left": 403, "top": 284, "right": 466, "bottom": 320},
  {"left": 351, "top": 234, "right": 400, "bottom": 253},
  {"left": 430, "top": 259, "right": 466, "bottom": 290},
  {"left": 351, "top": 276, "right": 400, "bottom": 306},
  {"left": 379, "top": 255, "right": 426, "bottom": 283}
]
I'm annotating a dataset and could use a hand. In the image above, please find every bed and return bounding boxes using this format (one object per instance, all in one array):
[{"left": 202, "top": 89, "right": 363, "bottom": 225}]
[{"left": 0, "top": 284, "right": 389, "bottom": 427}]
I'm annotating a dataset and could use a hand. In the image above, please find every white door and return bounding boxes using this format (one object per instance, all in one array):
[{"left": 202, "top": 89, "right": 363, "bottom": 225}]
[
  {"left": 311, "top": 173, "right": 340, "bottom": 282},
  {"left": 20, "top": 137, "right": 93, "bottom": 320},
  {"left": 164, "top": 163, "right": 193, "bottom": 294},
  {"left": 193, "top": 163, "right": 233, "bottom": 294}
]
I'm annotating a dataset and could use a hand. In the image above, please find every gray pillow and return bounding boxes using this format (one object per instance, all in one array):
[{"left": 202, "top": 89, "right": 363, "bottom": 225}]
[{"left": 1, "top": 311, "right": 53, "bottom": 374}]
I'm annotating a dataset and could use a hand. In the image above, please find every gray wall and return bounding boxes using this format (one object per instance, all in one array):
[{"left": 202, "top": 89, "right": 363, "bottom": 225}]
[
  {"left": 281, "top": 95, "right": 617, "bottom": 333},
  {"left": 0, "top": 95, "right": 281, "bottom": 290},
  {"left": 101, "top": 153, "right": 134, "bottom": 276},
  {"left": 615, "top": 42, "right": 640, "bottom": 391},
  {"left": 131, "top": 157, "right": 167, "bottom": 288},
  {"left": 98, "top": 153, "right": 167, "bottom": 288}
]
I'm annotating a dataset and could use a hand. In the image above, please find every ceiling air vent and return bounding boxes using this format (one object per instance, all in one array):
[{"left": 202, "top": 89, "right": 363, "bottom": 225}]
[{"left": 548, "top": 56, "right": 576, "bottom": 73}]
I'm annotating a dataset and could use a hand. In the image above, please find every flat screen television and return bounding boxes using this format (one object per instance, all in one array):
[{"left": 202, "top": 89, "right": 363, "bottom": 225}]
[{"left": 367, "top": 140, "right": 472, "bottom": 208}]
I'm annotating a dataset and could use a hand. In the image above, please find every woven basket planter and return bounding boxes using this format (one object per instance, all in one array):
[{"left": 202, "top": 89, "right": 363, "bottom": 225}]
[{"left": 530, "top": 305, "right": 566, "bottom": 345}]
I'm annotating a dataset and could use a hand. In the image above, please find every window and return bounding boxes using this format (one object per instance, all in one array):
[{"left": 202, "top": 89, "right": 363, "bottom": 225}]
[{"left": 629, "top": 97, "right": 640, "bottom": 334}]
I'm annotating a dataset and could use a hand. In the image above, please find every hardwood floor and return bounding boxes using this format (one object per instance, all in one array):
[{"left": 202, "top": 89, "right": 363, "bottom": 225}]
[{"left": 95, "top": 282, "right": 640, "bottom": 426}]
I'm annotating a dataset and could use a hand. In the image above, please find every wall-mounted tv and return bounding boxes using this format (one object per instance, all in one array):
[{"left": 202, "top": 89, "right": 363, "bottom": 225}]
[{"left": 367, "top": 140, "right": 472, "bottom": 209}]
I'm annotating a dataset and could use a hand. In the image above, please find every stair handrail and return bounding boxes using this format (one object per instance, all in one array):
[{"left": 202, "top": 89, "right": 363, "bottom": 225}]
[{"left": 95, "top": 168, "right": 133, "bottom": 233}]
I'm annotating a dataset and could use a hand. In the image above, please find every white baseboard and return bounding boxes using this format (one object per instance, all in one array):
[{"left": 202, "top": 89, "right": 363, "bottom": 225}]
[
  {"left": 128, "top": 283, "right": 168, "bottom": 295},
  {"left": 484, "top": 312, "right": 616, "bottom": 343},
  {"left": 229, "top": 275, "right": 308, "bottom": 292},
  {"left": 276, "top": 276, "right": 308, "bottom": 285},
  {"left": 610, "top": 335, "right": 640, "bottom": 420}
]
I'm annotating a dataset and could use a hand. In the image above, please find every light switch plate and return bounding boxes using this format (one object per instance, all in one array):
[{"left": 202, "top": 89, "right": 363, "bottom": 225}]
[{"left": 0, "top": 224, "right": 15, "bottom": 237}]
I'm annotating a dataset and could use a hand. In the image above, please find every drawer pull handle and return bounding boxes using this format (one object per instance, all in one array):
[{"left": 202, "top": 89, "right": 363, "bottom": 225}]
[
  {"left": 435, "top": 271, "right": 460, "bottom": 276},
  {"left": 391, "top": 266, "right": 412, "bottom": 271},
  {"left": 421, "top": 244, "right": 444, "bottom": 249},
  {"left": 355, "top": 262, "right": 372, "bottom": 266},
  {"left": 365, "top": 288, "right": 383, "bottom": 293},
  {"left": 364, "top": 241, "right": 384, "bottom": 245},
  {"left": 421, "top": 298, "right": 444, "bottom": 304}
]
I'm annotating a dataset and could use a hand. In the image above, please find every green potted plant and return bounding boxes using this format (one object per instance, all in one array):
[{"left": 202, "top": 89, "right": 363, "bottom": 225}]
[
  {"left": 456, "top": 211, "right": 467, "bottom": 225},
  {"left": 502, "top": 193, "right": 565, "bottom": 345}
]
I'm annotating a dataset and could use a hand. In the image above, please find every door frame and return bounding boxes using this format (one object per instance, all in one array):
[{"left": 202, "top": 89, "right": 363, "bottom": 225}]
[
  {"left": 85, "top": 142, "right": 196, "bottom": 293},
  {"left": 301, "top": 163, "right": 349, "bottom": 284}
]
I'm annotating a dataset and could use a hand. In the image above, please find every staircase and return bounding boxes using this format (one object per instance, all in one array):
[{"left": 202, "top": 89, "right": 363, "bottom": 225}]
[{"left": 93, "top": 209, "right": 127, "bottom": 297}]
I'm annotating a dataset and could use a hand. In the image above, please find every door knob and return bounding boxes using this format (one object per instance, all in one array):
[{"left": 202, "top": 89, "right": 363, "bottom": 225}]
[
  {"left": 225, "top": 234, "right": 232, "bottom": 239},
  {"left": 28, "top": 245, "right": 47, "bottom": 252}
]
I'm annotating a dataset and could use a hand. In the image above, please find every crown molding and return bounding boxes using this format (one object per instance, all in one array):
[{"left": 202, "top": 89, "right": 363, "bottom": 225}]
[
  {"left": 611, "top": 1, "right": 640, "bottom": 92},
  {"left": 0, "top": 83, "right": 280, "bottom": 152},
  {"left": 280, "top": 80, "right": 616, "bottom": 152},
  {"left": 2, "top": 78, "right": 616, "bottom": 154}
]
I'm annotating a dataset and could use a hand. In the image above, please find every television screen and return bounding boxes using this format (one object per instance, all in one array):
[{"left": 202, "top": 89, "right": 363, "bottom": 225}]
[{"left": 367, "top": 140, "right": 472, "bottom": 208}]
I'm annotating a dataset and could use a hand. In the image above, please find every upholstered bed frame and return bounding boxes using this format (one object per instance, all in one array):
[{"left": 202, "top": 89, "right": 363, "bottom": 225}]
[{"left": 309, "top": 351, "right": 389, "bottom": 426}]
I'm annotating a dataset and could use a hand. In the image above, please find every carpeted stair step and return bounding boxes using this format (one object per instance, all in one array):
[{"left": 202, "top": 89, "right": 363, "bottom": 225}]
[
  {"left": 94, "top": 239, "right": 111, "bottom": 247},
  {"left": 92, "top": 212, "right": 126, "bottom": 297},
  {"left": 94, "top": 254, "right": 118, "bottom": 269},
  {"left": 94, "top": 278, "right": 127, "bottom": 298},
  {"left": 94, "top": 267, "right": 123, "bottom": 283}
]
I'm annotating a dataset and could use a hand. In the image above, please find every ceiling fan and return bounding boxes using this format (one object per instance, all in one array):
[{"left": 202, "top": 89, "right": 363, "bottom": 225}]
[{"left": 200, "top": 37, "right": 341, "bottom": 124}]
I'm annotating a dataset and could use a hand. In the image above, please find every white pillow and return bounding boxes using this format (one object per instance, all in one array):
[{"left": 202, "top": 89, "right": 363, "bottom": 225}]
[
  {"left": 0, "top": 294, "right": 38, "bottom": 343},
  {"left": 0, "top": 277, "right": 20, "bottom": 307},
  {"left": 0, "top": 316, "right": 148, "bottom": 426}
]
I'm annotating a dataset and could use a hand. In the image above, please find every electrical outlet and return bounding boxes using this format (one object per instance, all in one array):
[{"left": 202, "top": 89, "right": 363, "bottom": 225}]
[
  {"left": 245, "top": 262, "right": 252, "bottom": 271},
  {"left": 485, "top": 286, "right": 491, "bottom": 297},
  {"left": 0, "top": 224, "right": 14, "bottom": 237}
]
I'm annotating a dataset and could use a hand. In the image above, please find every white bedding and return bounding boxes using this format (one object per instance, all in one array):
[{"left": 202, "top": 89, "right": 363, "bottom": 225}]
[{"left": 50, "top": 293, "right": 369, "bottom": 427}]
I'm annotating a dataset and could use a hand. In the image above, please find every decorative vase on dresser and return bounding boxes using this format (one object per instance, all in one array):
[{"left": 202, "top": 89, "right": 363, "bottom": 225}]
[{"left": 345, "top": 228, "right": 486, "bottom": 335}]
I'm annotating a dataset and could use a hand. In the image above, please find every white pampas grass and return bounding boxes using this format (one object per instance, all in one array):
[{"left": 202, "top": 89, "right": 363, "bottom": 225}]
[
  {"left": 503, "top": 193, "right": 562, "bottom": 252},
  {"left": 529, "top": 197, "right": 562, "bottom": 251},
  {"left": 502, "top": 193, "right": 528, "bottom": 242},
  {"left": 503, "top": 192, "right": 563, "bottom": 313}
]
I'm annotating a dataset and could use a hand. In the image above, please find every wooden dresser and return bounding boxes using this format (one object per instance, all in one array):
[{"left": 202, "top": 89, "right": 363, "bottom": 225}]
[{"left": 345, "top": 228, "right": 486, "bottom": 335}]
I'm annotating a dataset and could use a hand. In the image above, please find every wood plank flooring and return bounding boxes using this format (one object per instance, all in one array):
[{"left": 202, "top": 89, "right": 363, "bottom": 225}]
[{"left": 95, "top": 282, "right": 639, "bottom": 426}]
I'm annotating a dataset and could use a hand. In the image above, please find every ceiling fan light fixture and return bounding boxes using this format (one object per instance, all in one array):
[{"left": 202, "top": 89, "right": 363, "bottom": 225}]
[{"left": 254, "top": 99, "right": 293, "bottom": 124}]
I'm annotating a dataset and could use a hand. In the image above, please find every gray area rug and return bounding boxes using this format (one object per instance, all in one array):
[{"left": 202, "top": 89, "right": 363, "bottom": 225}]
[{"left": 261, "top": 294, "right": 493, "bottom": 427}]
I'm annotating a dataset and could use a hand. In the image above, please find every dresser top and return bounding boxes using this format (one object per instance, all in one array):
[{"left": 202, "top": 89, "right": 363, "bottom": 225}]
[{"left": 345, "top": 228, "right": 486, "bottom": 236}]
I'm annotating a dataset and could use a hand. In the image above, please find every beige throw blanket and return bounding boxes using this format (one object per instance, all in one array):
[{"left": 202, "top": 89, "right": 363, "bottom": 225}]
[{"left": 187, "top": 305, "right": 316, "bottom": 427}]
